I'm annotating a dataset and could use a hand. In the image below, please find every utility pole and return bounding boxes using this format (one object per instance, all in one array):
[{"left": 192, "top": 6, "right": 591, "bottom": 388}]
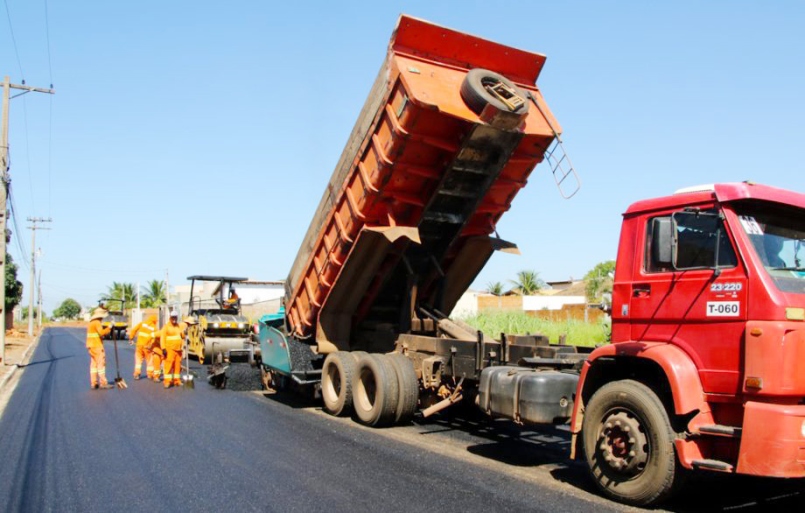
[
  {"left": 1, "top": 76, "right": 55, "bottom": 363},
  {"left": 27, "top": 217, "right": 51, "bottom": 336},
  {"left": 37, "top": 268, "right": 42, "bottom": 329}
]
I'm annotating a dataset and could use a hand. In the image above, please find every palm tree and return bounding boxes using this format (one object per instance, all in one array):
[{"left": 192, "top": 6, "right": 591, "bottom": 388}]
[
  {"left": 141, "top": 279, "right": 166, "bottom": 308},
  {"left": 104, "top": 282, "right": 138, "bottom": 310},
  {"left": 487, "top": 282, "right": 505, "bottom": 296},
  {"left": 508, "top": 270, "right": 544, "bottom": 296}
]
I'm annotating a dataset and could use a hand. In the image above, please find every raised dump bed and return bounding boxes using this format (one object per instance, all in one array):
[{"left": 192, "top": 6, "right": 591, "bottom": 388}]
[{"left": 286, "top": 15, "right": 563, "bottom": 354}]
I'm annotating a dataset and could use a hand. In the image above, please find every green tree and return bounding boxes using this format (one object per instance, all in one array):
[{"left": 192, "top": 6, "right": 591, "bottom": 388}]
[
  {"left": 486, "top": 281, "right": 504, "bottom": 296},
  {"left": 509, "top": 270, "right": 545, "bottom": 295},
  {"left": 5, "top": 253, "right": 23, "bottom": 312},
  {"left": 105, "top": 282, "right": 137, "bottom": 309},
  {"left": 53, "top": 298, "right": 82, "bottom": 320},
  {"left": 141, "top": 279, "right": 166, "bottom": 307},
  {"left": 584, "top": 260, "right": 616, "bottom": 302},
  {"left": 21, "top": 306, "right": 40, "bottom": 320}
]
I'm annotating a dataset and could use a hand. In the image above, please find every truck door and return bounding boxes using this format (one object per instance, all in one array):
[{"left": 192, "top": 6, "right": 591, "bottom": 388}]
[{"left": 630, "top": 210, "right": 747, "bottom": 395}]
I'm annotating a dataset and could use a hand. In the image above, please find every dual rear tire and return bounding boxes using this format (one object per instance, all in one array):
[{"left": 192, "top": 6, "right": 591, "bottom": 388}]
[{"left": 321, "top": 351, "right": 419, "bottom": 426}]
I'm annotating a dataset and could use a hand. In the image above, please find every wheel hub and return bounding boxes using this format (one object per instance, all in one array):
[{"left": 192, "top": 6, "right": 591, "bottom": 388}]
[{"left": 598, "top": 411, "right": 649, "bottom": 476}]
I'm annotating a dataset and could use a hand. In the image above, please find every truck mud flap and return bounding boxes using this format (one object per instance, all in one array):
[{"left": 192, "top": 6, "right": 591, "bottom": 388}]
[{"left": 316, "top": 226, "right": 420, "bottom": 352}]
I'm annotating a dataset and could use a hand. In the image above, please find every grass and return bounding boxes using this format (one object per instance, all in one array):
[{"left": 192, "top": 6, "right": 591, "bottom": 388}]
[{"left": 461, "top": 310, "right": 609, "bottom": 347}]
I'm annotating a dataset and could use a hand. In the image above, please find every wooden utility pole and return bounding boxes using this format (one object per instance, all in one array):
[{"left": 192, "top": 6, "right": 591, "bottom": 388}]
[
  {"left": 27, "top": 217, "right": 51, "bottom": 336},
  {"left": 1, "top": 76, "right": 54, "bottom": 363}
]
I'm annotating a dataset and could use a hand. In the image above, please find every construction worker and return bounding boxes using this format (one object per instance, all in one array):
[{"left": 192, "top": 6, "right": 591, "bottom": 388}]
[
  {"left": 148, "top": 323, "right": 164, "bottom": 383},
  {"left": 223, "top": 288, "right": 239, "bottom": 310},
  {"left": 129, "top": 315, "right": 158, "bottom": 380},
  {"left": 158, "top": 311, "right": 184, "bottom": 388},
  {"left": 86, "top": 308, "right": 114, "bottom": 390}
]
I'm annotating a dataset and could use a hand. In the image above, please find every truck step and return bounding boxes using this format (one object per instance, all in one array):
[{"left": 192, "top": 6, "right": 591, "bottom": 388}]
[
  {"left": 691, "top": 459, "right": 734, "bottom": 473},
  {"left": 697, "top": 424, "right": 742, "bottom": 438}
]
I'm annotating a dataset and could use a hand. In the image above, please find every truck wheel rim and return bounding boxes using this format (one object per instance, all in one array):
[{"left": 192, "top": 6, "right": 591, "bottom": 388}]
[{"left": 598, "top": 410, "right": 649, "bottom": 476}]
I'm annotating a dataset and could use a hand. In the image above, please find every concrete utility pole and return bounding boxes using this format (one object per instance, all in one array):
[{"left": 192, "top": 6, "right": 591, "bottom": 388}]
[
  {"left": 37, "top": 268, "right": 42, "bottom": 329},
  {"left": 27, "top": 217, "right": 51, "bottom": 336},
  {"left": 0, "top": 76, "right": 55, "bottom": 363}
]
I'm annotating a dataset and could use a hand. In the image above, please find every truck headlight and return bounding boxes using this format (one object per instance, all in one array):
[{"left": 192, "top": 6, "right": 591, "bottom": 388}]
[
  {"left": 213, "top": 323, "right": 219, "bottom": 329},
  {"left": 238, "top": 323, "right": 245, "bottom": 329}
]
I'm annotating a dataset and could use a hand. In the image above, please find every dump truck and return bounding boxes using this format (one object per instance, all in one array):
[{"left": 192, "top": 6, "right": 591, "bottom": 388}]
[{"left": 256, "top": 14, "right": 805, "bottom": 507}]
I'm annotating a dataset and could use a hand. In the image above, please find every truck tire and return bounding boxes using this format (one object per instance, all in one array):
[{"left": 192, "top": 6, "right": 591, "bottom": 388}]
[
  {"left": 460, "top": 68, "right": 529, "bottom": 116},
  {"left": 582, "top": 380, "right": 680, "bottom": 507},
  {"left": 387, "top": 353, "right": 419, "bottom": 424},
  {"left": 321, "top": 352, "right": 357, "bottom": 416},
  {"left": 352, "top": 354, "right": 399, "bottom": 427}
]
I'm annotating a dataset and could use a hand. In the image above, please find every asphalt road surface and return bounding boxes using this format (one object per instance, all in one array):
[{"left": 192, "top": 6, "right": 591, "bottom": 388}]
[{"left": 1, "top": 327, "right": 804, "bottom": 513}]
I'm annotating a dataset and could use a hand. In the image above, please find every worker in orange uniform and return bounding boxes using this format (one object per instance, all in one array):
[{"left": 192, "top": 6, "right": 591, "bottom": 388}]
[
  {"left": 159, "top": 311, "right": 185, "bottom": 388},
  {"left": 86, "top": 308, "right": 114, "bottom": 390},
  {"left": 129, "top": 315, "right": 158, "bottom": 380},
  {"left": 223, "top": 288, "right": 239, "bottom": 310},
  {"left": 148, "top": 324, "right": 164, "bottom": 382}
]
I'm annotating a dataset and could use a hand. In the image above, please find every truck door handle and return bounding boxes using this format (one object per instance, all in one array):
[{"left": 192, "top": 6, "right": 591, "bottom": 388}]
[{"left": 633, "top": 285, "right": 651, "bottom": 298}]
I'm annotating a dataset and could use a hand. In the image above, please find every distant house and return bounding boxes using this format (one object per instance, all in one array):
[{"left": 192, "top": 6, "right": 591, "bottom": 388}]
[{"left": 467, "top": 279, "right": 604, "bottom": 322}]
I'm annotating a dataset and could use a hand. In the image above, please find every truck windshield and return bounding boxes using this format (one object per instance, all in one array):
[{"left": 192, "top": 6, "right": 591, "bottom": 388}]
[{"left": 735, "top": 202, "right": 805, "bottom": 294}]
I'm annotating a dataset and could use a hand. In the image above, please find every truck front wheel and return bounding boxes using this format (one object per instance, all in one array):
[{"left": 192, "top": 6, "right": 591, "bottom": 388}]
[{"left": 582, "top": 380, "right": 680, "bottom": 507}]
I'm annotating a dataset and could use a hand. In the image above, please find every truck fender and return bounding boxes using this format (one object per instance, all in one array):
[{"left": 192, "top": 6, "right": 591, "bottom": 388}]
[{"left": 569, "top": 342, "right": 708, "bottom": 459}]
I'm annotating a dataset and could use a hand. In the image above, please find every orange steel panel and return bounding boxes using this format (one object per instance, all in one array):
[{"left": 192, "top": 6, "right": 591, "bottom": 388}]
[
  {"left": 287, "top": 15, "right": 559, "bottom": 340},
  {"left": 391, "top": 15, "right": 546, "bottom": 85}
]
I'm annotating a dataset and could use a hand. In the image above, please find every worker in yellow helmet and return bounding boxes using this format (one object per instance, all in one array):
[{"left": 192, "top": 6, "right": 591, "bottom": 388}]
[
  {"left": 86, "top": 308, "right": 113, "bottom": 390},
  {"left": 158, "top": 311, "right": 184, "bottom": 388},
  {"left": 129, "top": 315, "right": 158, "bottom": 380}
]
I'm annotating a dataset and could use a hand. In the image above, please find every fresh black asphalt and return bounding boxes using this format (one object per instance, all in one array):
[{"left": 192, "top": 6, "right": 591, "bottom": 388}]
[
  {"left": 2, "top": 327, "right": 805, "bottom": 513},
  {"left": 0, "top": 327, "right": 608, "bottom": 513}
]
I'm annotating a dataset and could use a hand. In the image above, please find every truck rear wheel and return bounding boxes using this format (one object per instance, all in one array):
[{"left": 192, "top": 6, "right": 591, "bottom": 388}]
[
  {"left": 321, "top": 352, "right": 357, "bottom": 416},
  {"left": 352, "top": 354, "right": 399, "bottom": 427},
  {"left": 387, "top": 353, "right": 419, "bottom": 424},
  {"left": 582, "top": 380, "right": 680, "bottom": 507}
]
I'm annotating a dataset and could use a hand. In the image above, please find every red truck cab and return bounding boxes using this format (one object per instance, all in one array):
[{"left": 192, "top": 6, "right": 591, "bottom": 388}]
[{"left": 572, "top": 181, "right": 805, "bottom": 505}]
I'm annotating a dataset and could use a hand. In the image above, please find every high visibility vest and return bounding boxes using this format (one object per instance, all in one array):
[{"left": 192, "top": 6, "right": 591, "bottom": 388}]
[
  {"left": 161, "top": 324, "right": 184, "bottom": 351},
  {"left": 86, "top": 320, "right": 105, "bottom": 349},
  {"left": 136, "top": 323, "right": 156, "bottom": 347}
]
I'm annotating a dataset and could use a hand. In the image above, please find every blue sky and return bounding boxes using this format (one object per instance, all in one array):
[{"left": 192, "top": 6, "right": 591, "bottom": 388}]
[{"left": 2, "top": 1, "right": 804, "bottom": 314}]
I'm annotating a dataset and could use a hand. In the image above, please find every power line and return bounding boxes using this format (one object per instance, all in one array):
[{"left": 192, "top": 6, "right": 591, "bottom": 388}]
[
  {"left": 8, "top": 186, "right": 30, "bottom": 269},
  {"left": 38, "top": 260, "right": 168, "bottom": 275},
  {"left": 21, "top": 97, "right": 35, "bottom": 212},
  {"left": 43, "top": 0, "right": 53, "bottom": 86},
  {"left": 44, "top": 0, "right": 54, "bottom": 218},
  {"left": 2, "top": 0, "right": 25, "bottom": 80}
]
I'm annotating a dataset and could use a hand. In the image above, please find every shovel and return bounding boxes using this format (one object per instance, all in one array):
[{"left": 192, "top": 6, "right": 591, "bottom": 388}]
[{"left": 112, "top": 328, "right": 128, "bottom": 389}]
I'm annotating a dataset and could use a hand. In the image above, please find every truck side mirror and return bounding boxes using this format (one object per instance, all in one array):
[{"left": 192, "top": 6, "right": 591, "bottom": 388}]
[{"left": 652, "top": 217, "right": 673, "bottom": 265}]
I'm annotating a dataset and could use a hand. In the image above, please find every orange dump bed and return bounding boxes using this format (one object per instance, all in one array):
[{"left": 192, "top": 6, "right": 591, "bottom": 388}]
[{"left": 286, "top": 15, "right": 560, "bottom": 352}]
